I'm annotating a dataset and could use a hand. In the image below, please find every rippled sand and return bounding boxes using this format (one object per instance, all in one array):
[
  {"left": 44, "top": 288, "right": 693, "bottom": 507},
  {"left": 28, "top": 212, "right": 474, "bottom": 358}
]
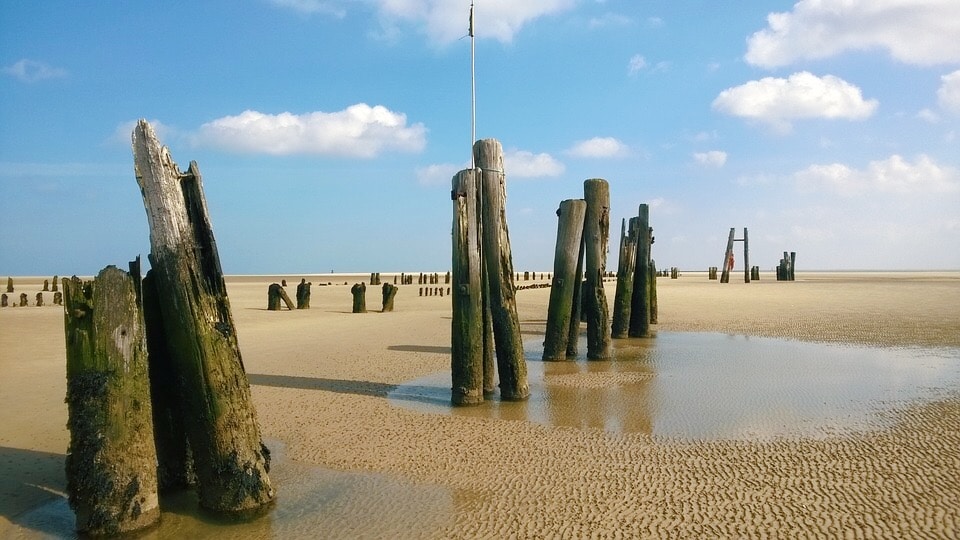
[{"left": 1, "top": 271, "right": 958, "bottom": 538}]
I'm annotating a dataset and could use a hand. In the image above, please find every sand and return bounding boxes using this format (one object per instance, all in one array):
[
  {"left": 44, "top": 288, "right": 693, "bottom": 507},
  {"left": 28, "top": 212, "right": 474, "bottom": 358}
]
[{"left": 1, "top": 271, "right": 959, "bottom": 538}]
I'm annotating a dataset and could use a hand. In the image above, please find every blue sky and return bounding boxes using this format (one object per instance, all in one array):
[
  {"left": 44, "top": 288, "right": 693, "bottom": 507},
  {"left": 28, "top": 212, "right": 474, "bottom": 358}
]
[{"left": 2, "top": 0, "right": 958, "bottom": 275}]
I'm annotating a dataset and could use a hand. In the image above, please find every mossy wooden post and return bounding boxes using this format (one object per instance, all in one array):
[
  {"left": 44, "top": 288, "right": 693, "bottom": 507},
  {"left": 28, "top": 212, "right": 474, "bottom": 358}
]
[
  {"left": 63, "top": 267, "right": 160, "bottom": 536},
  {"left": 267, "top": 283, "right": 295, "bottom": 311},
  {"left": 566, "top": 240, "right": 585, "bottom": 356},
  {"left": 611, "top": 217, "right": 638, "bottom": 338},
  {"left": 649, "top": 259, "right": 658, "bottom": 324},
  {"left": 628, "top": 204, "right": 652, "bottom": 338},
  {"left": 451, "top": 169, "right": 484, "bottom": 405},
  {"left": 351, "top": 282, "right": 367, "bottom": 313},
  {"left": 720, "top": 228, "right": 735, "bottom": 283},
  {"left": 142, "top": 270, "right": 192, "bottom": 491},
  {"left": 543, "top": 199, "right": 586, "bottom": 361},
  {"left": 381, "top": 282, "right": 398, "bottom": 312},
  {"left": 582, "top": 179, "right": 611, "bottom": 359},
  {"left": 743, "top": 228, "right": 751, "bottom": 283},
  {"left": 475, "top": 139, "right": 529, "bottom": 401},
  {"left": 132, "top": 120, "right": 273, "bottom": 514}
]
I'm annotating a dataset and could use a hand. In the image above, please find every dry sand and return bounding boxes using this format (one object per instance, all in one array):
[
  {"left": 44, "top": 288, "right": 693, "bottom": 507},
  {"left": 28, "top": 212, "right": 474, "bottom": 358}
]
[{"left": 1, "top": 271, "right": 959, "bottom": 538}]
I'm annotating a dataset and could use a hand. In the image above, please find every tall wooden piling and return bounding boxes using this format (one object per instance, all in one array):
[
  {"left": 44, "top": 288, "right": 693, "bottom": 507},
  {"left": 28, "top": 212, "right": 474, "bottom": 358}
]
[
  {"left": 543, "top": 199, "right": 586, "bottom": 361},
  {"left": 743, "top": 228, "right": 751, "bottom": 283},
  {"left": 628, "top": 205, "right": 652, "bottom": 338},
  {"left": 612, "top": 217, "right": 639, "bottom": 338},
  {"left": 475, "top": 139, "right": 529, "bottom": 401},
  {"left": 451, "top": 169, "right": 484, "bottom": 405},
  {"left": 582, "top": 179, "right": 611, "bottom": 359},
  {"left": 720, "top": 228, "right": 735, "bottom": 283},
  {"left": 63, "top": 267, "right": 160, "bottom": 536},
  {"left": 132, "top": 120, "right": 273, "bottom": 514},
  {"left": 649, "top": 259, "right": 658, "bottom": 324}
]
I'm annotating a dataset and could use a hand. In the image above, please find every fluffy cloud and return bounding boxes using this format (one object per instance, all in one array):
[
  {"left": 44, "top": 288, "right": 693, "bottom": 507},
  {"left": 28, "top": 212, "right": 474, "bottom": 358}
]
[
  {"left": 693, "top": 150, "right": 727, "bottom": 168},
  {"left": 794, "top": 154, "right": 959, "bottom": 196},
  {"left": 746, "top": 0, "right": 960, "bottom": 67},
  {"left": 416, "top": 163, "right": 461, "bottom": 186},
  {"left": 938, "top": 70, "right": 960, "bottom": 114},
  {"left": 566, "top": 137, "right": 629, "bottom": 158},
  {"left": 375, "top": 0, "right": 576, "bottom": 44},
  {"left": 504, "top": 150, "right": 565, "bottom": 178},
  {"left": 712, "top": 72, "right": 878, "bottom": 132},
  {"left": 191, "top": 104, "right": 426, "bottom": 157},
  {"left": 2, "top": 59, "right": 67, "bottom": 82}
]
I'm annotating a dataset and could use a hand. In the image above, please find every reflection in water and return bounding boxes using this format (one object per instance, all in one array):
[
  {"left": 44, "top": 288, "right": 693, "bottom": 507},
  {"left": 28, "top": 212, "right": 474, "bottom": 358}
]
[{"left": 390, "top": 332, "right": 960, "bottom": 440}]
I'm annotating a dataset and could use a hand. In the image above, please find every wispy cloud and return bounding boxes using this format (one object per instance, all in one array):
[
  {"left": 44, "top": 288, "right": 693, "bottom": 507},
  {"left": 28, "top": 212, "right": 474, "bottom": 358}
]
[
  {"left": 504, "top": 149, "right": 565, "bottom": 178},
  {"left": 189, "top": 104, "right": 426, "bottom": 157},
  {"left": 693, "top": 150, "right": 727, "bottom": 168},
  {"left": 566, "top": 137, "right": 629, "bottom": 158},
  {"left": 746, "top": 0, "right": 960, "bottom": 67},
  {"left": 794, "top": 154, "right": 959, "bottom": 196},
  {"left": 938, "top": 69, "right": 960, "bottom": 114},
  {"left": 2, "top": 59, "right": 67, "bottom": 83},
  {"left": 627, "top": 54, "right": 647, "bottom": 75},
  {"left": 712, "top": 72, "right": 878, "bottom": 133}
]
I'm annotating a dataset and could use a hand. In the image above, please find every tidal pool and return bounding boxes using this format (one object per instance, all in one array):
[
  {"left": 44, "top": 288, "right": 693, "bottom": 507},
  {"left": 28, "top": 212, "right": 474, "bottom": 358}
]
[{"left": 389, "top": 332, "right": 960, "bottom": 440}]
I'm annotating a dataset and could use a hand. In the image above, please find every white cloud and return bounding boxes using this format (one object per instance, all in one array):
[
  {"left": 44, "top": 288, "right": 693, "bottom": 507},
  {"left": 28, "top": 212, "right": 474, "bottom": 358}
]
[
  {"left": 794, "top": 154, "right": 959, "bottom": 196},
  {"left": 693, "top": 150, "right": 727, "bottom": 168},
  {"left": 190, "top": 104, "right": 426, "bottom": 157},
  {"left": 937, "top": 70, "right": 960, "bottom": 114},
  {"left": 2, "top": 59, "right": 67, "bottom": 82},
  {"left": 745, "top": 0, "right": 960, "bottom": 68},
  {"left": 566, "top": 137, "right": 629, "bottom": 158},
  {"left": 375, "top": 0, "right": 576, "bottom": 44},
  {"left": 504, "top": 150, "right": 565, "bottom": 178},
  {"left": 627, "top": 54, "right": 647, "bottom": 75},
  {"left": 916, "top": 108, "right": 940, "bottom": 123},
  {"left": 269, "top": 0, "right": 345, "bottom": 16},
  {"left": 712, "top": 72, "right": 878, "bottom": 132},
  {"left": 416, "top": 163, "right": 461, "bottom": 186}
]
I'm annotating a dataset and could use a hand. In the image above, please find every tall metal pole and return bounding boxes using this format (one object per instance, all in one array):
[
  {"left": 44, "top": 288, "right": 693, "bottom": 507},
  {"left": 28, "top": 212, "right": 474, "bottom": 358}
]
[{"left": 470, "top": 1, "right": 476, "bottom": 167}]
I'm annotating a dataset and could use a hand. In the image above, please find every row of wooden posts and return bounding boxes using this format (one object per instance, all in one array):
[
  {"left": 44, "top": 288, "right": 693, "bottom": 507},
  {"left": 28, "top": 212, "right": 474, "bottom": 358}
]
[
  {"left": 60, "top": 121, "right": 274, "bottom": 536},
  {"left": 777, "top": 251, "right": 797, "bottom": 281},
  {"left": 1, "top": 291, "right": 63, "bottom": 307},
  {"left": 5, "top": 275, "right": 61, "bottom": 293}
]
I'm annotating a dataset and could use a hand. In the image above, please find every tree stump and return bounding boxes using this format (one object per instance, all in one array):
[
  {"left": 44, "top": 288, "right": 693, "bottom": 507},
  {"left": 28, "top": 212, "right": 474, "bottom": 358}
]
[
  {"left": 132, "top": 120, "right": 273, "bottom": 514},
  {"left": 475, "top": 139, "right": 529, "bottom": 401},
  {"left": 451, "top": 169, "right": 484, "bottom": 405},
  {"left": 583, "top": 179, "right": 611, "bottom": 360},
  {"left": 267, "top": 283, "right": 295, "bottom": 311},
  {"left": 543, "top": 199, "right": 586, "bottom": 361},
  {"left": 296, "top": 279, "right": 311, "bottom": 309},
  {"left": 381, "top": 282, "right": 398, "bottom": 312},
  {"left": 63, "top": 268, "right": 160, "bottom": 536},
  {"left": 351, "top": 282, "right": 367, "bottom": 313}
]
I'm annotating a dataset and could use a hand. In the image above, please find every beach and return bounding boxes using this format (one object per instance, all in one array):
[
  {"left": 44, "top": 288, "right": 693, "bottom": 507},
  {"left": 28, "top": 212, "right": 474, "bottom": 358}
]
[{"left": 1, "top": 271, "right": 959, "bottom": 538}]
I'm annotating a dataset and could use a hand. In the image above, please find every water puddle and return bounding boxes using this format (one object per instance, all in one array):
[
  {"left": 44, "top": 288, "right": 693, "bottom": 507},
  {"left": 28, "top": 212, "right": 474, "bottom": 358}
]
[{"left": 389, "top": 332, "right": 960, "bottom": 440}]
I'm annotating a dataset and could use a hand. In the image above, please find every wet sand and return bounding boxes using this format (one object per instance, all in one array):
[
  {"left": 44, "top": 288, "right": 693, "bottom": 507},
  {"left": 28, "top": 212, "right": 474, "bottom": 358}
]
[{"left": 1, "top": 271, "right": 959, "bottom": 537}]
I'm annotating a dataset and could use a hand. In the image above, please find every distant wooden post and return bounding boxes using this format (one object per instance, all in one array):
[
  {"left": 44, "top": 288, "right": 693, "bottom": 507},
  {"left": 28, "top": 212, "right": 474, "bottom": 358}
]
[
  {"left": 543, "top": 199, "right": 586, "bottom": 360},
  {"left": 296, "top": 279, "right": 311, "bottom": 309},
  {"left": 19, "top": 293, "right": 27, "bottom": 307},
  {"left": 475, "top": 139, "right": 529, "bottom": 401},
  {"left": 743, "top": 228, "right": 751, "bottom": 283},
  {"left": 351, "top": 282, "right": 367, "bottom": 313},
  {"left": 35, "top": 292, "right": 43, "bottom": 307},
  {"left": 790, "top": 252, "right": 797, "bottom": 281},
  {"left": 720, "top": 228, "right": 735, "bottom": 283},
  {"left": 53, "top": 291, "right": 62, "bottom": 305},
  {"left": 52, "top": 275, "right": 59, "bottom": 292},
  {"left": 566, "top": 240, "right": 585, "bottom": 356},
  {"left": 43, "top": 279, "right": 50, "bottom": 291},
  {"left": 451, "top": 169, "right": 484, "bottom": 405},
  {"left": 5, "top": 277, "right": 12, "bottom": 293},
  {"left": 381, "top": 282, "right": 398, "bottom": 312},
  {"left": 1, "top": 294, "right": 7, "bottom": 307},
  {"left": 133, "top": 120, "right": 273, "bottom": 514},
  {"left": 268, "top": 283, "right": 295, "bottom": 310},
  {"left": 583, "top": 179, "right": 611, "bottom": 359},
  {"left": 63, "top": 267, "right": 160, "bottom": 536},
  {"left": 628, "top": 205, "right": 652, "bottom": 338}
]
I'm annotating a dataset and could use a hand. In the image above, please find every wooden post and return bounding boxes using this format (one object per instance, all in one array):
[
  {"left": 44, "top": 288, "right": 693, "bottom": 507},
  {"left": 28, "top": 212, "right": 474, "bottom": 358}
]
[
  {"left": 790, "top": 252, "right": 797, "bottom": 281},
  {"left": 475, "top": 138, "right": 529, "bottom": 401},
  {"left": 1, "top": 294, "right": 7, "bottom": 307},
  {"left": 296, "top": 278, "right": 311, "bottom": 309},
  {"left": 566, "top": 239, "right": 585, "bottom": 356},
  {"left": 267, "top": 283, "right": 295, "bottom": 310},
  {"left": 63, "top": 267, "right": 160, "bottom": 536},
  {"left": 351, "top": 282, "right": 367, "bottom": 313},
  {"left": 19, "top": 293, "right": 27, "bottom": 307},
  {"left": 381, "top": 282, "right": 398, "bottom": 312},
  {"left": 583, "top": 179, "right": 611, "bottom": 359},
  {"left": 52, "top": 275, "right": 59, "bottom": 292},
  {"left": 43, "top": 279, "right": 50, "bottom": 291},
  {"left": 628, "top": 205, "right": 652, "bottom": 337},
  {"left": 612, "top": 217, "right": 638, "bottom": 338},
  {"left": 743, "top": 228, "right": 751, "bottom": 283},
  {"left": 649, "top": 259, "right": 658, "bottom": 324},
  {"left": 451, "top": 169, "right": 483, "bottom": 405},
  {"left": 132, "top": 120, "right": 273, "bottom": 514},
  {"left": 5, "top": 277, "right": 12, "bottom": 293},
  {"left": 35, "top": 292, "right": 44, "bottom": 307},
  {"left": 720, "top": 228, "right": 735, "bottom": 283},
  {"left": 543, "top": 199, "right": 586, "bottom": 360}
]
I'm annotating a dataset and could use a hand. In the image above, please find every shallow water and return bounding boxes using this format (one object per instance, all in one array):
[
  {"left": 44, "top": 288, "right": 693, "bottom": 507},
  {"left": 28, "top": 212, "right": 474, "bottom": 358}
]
[
  {"left": 390, "top": 331, "right": 960, "bottom": 440},
  {"left": 10, "top": 332, "right": 960, "bottom": 538}
]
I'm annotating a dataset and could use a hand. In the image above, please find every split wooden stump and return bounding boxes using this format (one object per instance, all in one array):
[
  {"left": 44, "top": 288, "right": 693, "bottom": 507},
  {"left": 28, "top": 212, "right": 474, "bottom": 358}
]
[
  {"left": 268, "top": 283, "right": 295, "bottom": 311},
  {"left": 542, "top": 199, "right": 586, "bottom": 361},
  {"left": 381, "top": 282, "right": 398, "bottom": 312}
]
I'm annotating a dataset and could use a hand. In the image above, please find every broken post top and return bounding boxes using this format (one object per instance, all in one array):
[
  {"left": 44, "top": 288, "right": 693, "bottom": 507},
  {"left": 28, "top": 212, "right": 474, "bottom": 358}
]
[{"left": 473, "top": 139, "right": 504, "bottom": 174}]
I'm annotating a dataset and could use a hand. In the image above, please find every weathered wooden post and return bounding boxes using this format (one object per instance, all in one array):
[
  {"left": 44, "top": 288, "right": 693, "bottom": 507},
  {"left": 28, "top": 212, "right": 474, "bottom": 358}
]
[
  {"left": 63, "top": 267, "right": 160, "bottom": 536},
  {"left": 351, "top": 282, "right": 367, "bottom": 313},
  {"left": 35, "top": 292, "right": 44, "bottom": 307},
  {"left": 451, "top": 169, "right": 484, "bottom": 405},
  {"left": 381, "top": 282, "right": 398, "bottom": 312},
  {"left": 628, "top": 205, "right": 652, "bottom": 338},
  {"left": 475, "top": 138, "right": 529, "bottom": 401},
  {"left": 1, "top": 293, "right": 7, "bottom": 307},
  {"left": 296, "top": 278, "right": 311, "bottom": 309},
  {"left": 649, "top": 260, "right": 658, "bottom": 324},
  {"left": 267, "top": 283, "right": 295, "bottom": 310},
  {"left": 52, "top": 275, "right": 59, "bottom": 292},
  {"left": 5, "top": 277, "right": 12, "bottom": 293},
  {"left": 53, "top": 291, "right": 62, "bottom": 305},
  {"left": 720, "top": 228, "right": 735, "bottom": 283},
  {"left": 790, "top": 252, "right": 797, "bottom": 281},
  {"left": 583, "top": 179, "right": 611, "bottom": 359},
  {"left": 43, "top": 279, "right": 50, "bottom": 291},
  {"left": 19, "top": 293, "right": 27, "bottom": 307},
  {"left": 743, "top": 228, "right": 751, "bottom": 283},
  {"left": 566, "top": 241, "right": 585, "bottom": 356},
  {"left": 133, "top": 120, "right": 273, "bottom": 514},
  {"left": 543, "top": 199, "right": 586, "bottom": 360}
]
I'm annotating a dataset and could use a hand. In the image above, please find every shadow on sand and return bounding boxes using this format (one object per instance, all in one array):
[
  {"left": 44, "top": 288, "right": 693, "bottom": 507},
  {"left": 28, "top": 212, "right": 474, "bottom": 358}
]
[
  {"left": 0, "top": 446, "right": 72, "bottom": 537},
  {"left": 248, "top": 373, "right": 449, "bottom": 406}
]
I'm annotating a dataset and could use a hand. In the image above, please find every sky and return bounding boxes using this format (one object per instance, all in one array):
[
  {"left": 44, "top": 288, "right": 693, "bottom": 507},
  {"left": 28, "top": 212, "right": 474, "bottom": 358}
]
[{"left": 1, "top": 0, "right": 959, "bottom": 276}]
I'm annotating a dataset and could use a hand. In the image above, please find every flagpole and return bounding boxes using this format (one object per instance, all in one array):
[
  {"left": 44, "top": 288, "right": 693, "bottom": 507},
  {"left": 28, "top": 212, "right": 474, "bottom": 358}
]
[{"left": 470, "top": 0, "right": 476, "bottom": 168}]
